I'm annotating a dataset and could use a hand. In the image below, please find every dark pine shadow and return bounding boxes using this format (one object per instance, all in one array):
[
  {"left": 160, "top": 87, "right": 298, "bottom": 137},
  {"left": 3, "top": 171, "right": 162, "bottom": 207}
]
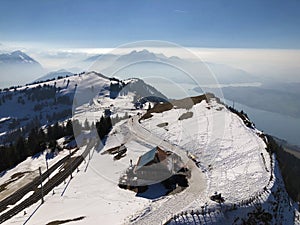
[
  {"left": 45, "top": 152, "right": 55, "bottom": 160},
  {"left": 31, "top": 151, "right": 44, "bottom": 159}
]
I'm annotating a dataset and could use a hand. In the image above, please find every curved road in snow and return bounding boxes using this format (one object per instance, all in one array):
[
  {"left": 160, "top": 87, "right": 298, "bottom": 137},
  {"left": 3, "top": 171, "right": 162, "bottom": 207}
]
[{"left": 127, "top": 116, "right": 206, "bottom": 225}]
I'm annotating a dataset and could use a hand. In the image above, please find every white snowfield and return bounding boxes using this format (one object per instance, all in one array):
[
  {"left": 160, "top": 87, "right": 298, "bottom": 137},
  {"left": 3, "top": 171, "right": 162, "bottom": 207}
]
[
  {"left": 141, "top": 99, "right": 271, "bottom": 203},
  {"left": 1, "top": 72, "right": 297, "bottom": 224},
  {"left": 2, "top": 126, "right": 151, "bottom": 225}
]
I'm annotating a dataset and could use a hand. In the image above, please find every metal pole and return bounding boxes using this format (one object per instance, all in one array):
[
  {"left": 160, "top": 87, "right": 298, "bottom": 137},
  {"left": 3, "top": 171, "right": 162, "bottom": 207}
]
[
  {"left": 39, "top": 167, "right": 44, "bottom": 204},
  {"left": 45, "top": 158, "right": 49, "bottom": 181}
]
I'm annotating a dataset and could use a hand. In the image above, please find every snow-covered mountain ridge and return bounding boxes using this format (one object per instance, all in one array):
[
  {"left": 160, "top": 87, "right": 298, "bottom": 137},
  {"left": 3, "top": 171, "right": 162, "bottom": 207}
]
[
  {"left": 0, "top": 72, "right": 299, "bottom": 224},
  {"left": 0, "top": 71, "right": 166, "bottom": 146},
  {"left": 139, "top": 95, "right": 298, "bottom": 224},
  {"left": 0, "top": 51, "right": 40, "bottom": 65}
]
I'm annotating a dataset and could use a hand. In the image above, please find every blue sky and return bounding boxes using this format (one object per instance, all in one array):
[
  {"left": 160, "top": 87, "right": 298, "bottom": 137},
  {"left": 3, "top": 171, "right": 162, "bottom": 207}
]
[{"left": 1, "top": 0, "right": 300, "bottom": 48}]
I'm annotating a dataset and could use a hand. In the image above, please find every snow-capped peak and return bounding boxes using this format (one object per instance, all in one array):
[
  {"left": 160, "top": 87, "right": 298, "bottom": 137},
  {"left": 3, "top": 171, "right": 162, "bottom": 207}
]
[{"left": 0, "top": 50, "right": 40, "bottom": 65}]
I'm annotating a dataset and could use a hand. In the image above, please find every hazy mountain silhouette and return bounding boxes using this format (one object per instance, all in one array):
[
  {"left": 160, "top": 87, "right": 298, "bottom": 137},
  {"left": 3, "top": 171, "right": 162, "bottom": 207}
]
[{"left": 0, "top": 50, "right": 45, "bottom": 88}]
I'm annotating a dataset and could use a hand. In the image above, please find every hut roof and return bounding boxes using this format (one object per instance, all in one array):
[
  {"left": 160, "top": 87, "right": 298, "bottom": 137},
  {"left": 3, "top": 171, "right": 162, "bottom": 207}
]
[{"left": 136, "top": 147, "right": 157, "bottom": 168}]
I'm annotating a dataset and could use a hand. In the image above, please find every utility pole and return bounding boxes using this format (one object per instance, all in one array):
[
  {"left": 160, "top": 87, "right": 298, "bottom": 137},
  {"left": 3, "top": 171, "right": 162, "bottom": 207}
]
[{"left": 39, "top": 167, "right": 44, "bottom": 204}]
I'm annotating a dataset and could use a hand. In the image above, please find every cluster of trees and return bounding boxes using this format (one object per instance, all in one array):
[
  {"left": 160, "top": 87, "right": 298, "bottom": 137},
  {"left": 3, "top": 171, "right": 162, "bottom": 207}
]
[
  {"left": 17, "top": 96, "right": 25, "bottom": 104},
  {"left": 0, "top": 111, "right": 114, "bottom": 173},
  {"left": 111, "top": 112, "right": 130, "bottom": 126},
  {"left": 33, "top": 95, "right": 72, "bottom": 112},
  {"left": 8, "top": 118, "right": 21, "bottom": 129},
  {"left": 0, "top": 85, "right": 22, "bottom": 92},
  {"left": 3, "top": 116, "right": 42, "bottom": 144},
  {"left": 0, "top": 120, "right": 74, "bottom": 172},
  {"left": 0, "top": 83, "right": 73, "bottom": 109},
  {"left": 33, "top": 102, "right": 49, "bottom": 111},
  {"left": 227, "top": 106, "right": 255, "bottom": 129},
  {"left": 109, "top": 81, "right": 126, "bottom": 99},
  {"left": 96, "top": 116, "right": 112, "bottom": 140},
  {"left": 23, "top": 84, "right": 58, "bottom": 102},
  {"left": 27, "top": 74, "right": 73, "bottom": 86},
  {"left": 266, "top": 135, "right": 300, "bottom": 202},
  {"left": 56, "top": 95, "right": 72, "bottom": 105},
  {"left": 46, "top": 109, "right": 72, "bottom": 123},
  {"left": 0, "top": 72, "right": 78, "bottom": 105},
  {"left": 2, "top": 107, "right": 72, "bottom": 145},
  {"left": 29, "top": 78, "right": 56, "bottom": 86},
  {"left": 0, "top": 92, "right": 13, "bottom": 105}
]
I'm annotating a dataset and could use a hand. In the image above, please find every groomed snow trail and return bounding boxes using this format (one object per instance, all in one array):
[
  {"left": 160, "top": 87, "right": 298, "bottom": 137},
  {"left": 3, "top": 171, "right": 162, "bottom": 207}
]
[{"left": 128, "top": 117, "right": 206, "bottom": 225}]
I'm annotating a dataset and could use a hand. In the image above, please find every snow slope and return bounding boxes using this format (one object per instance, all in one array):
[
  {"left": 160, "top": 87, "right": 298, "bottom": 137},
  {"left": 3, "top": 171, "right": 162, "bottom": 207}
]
[
  {"left": 139, "top": 97, "right": 297, "bottom": 224},
  {"left": 0, "top": 73, "right": 80, "bottom": 140},
  {"left": 1, "top": 73, "right": 298, "bottom": 224},
  {"left": 141, "top": 99, "right": 270, "bottom": 202},
  {"left": 1, "top": 121, "right": 154, "bottom": 225},
  {"left": 0, "top": 72, "right": 167, "bottom": 224}
]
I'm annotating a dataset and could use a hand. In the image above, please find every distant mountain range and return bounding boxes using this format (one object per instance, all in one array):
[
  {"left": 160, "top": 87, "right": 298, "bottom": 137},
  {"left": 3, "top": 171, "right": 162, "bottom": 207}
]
[
  {"left": 85, "top": 49, "right": 260, "bottom": 86},
  {"left": 0, "top": 49, "right": 260, "bottom": 89},
  {"left": 0, "top": 50, "right": 44, "bottom": 88},
  {"left": 0, "top": 50, "right": 41, "bottom": 65}
]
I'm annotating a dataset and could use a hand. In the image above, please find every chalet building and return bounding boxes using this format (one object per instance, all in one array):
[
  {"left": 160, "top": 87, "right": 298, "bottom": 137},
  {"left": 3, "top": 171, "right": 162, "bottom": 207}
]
[
  {"left": 133, "top": 146, "right": 183, "bottom": 182},
  {"left": 118, "top": 146, "right": 189, "bottom": 192}
]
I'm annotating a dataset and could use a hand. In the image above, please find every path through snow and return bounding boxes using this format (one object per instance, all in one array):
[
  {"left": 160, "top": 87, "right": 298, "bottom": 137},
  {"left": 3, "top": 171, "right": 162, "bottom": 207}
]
[{"left": 127, "top": 117, "right": 206, "bottom": 225}]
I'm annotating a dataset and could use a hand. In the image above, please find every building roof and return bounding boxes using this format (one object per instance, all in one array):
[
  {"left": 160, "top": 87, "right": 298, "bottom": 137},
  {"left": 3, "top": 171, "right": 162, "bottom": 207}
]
[{"left": 136, "top": 147, "right": 157, "bottom": 168}]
